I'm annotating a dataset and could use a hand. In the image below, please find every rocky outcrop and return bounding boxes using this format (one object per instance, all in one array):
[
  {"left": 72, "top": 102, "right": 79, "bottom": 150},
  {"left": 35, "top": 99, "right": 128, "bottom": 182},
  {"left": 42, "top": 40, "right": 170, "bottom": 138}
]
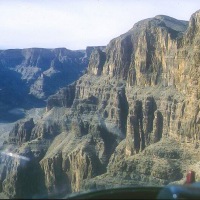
[
  {"left": 1, "top": 148, "right": 47, "bottom": 199},
  {"left": 102, "top": 15, "right": 188, "bottom": 86},
  {"left": 8, "top": 118, "right": 35, "bottom": 145},
  {"left": 39, "top": 122, "right": 118, "bottom": 196},
  {"left": 1, "top": 10, "right": 200, "bottom": 199},
  {"left": 88, "top": 48, "right": 106, "bottom": 75},
  {"left": 47, "top": 83, "right": 76, "bottom": 111}
]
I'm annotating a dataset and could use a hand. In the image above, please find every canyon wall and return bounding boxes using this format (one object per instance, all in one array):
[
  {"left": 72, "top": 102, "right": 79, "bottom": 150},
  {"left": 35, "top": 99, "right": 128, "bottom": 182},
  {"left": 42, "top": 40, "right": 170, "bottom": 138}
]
[{"left": 0, "top": 10, "right": 200, "bottom": 198}]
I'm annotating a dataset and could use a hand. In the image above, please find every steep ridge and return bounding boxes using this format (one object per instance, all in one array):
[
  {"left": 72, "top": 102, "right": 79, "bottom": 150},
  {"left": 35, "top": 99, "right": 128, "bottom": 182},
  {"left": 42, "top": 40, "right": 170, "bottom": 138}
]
[{"left": 0, "top": 11, "right": 200, "bottom": 198}]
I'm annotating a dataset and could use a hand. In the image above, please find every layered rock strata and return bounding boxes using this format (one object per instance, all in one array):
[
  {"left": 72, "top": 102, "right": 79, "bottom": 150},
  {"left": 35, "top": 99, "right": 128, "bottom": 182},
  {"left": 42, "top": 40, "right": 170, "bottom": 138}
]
[{"left": 0, "top": 10, "right": 200, "bottom": 198}]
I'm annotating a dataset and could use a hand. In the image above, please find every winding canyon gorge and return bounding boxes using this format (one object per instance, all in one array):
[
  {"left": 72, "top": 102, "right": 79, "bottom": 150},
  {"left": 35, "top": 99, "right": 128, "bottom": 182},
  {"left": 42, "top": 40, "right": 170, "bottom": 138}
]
[{"left": 0, "top": 10, "right": 200, "bottom": 198}]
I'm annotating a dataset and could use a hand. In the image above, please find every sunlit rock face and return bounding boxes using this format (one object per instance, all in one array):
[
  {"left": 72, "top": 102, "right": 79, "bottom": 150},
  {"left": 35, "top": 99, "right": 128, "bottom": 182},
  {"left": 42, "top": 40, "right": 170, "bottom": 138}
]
[
  {"left": 87, "top": 48, "right": 106, "bottom": 76},
  {"left": 102, "top": 15, "right": 187, "bottom": 85},
  {"left": 1, "top": 10, "right": 200, "bottom": 198}
]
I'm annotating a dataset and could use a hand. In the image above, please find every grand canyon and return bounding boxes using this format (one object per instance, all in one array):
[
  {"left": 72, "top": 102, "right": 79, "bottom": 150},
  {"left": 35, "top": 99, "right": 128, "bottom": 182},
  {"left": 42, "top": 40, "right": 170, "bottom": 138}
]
[{"left": 0, "top": 9, "right": 199, "bottom": 199}]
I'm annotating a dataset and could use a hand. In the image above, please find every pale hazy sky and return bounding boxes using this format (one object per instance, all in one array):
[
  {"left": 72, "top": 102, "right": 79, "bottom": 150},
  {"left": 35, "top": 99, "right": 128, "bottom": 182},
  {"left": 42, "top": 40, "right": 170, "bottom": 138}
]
[{"left": 0, "top": 0, "right": 199, "bottom": 50}]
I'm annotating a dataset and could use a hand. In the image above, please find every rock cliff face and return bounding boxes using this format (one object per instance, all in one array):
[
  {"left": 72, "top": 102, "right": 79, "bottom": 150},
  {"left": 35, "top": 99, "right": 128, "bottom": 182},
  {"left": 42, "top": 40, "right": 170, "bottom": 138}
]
[
  {"left": 0, "top": 10, "right": 200, "bottom": 198},
  {"left": 8, "top": 118, "right": 35, "bottom": 145}
]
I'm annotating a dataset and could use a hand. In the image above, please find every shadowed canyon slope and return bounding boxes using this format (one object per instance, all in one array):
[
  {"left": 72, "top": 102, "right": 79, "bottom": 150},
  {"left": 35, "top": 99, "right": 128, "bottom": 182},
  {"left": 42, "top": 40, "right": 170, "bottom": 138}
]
[
  {"left": 0, "top": 47, "right": 104, "bottom": 121},
  {"left": 0, "top": 11, "right": 200, "bottom": 198}
]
